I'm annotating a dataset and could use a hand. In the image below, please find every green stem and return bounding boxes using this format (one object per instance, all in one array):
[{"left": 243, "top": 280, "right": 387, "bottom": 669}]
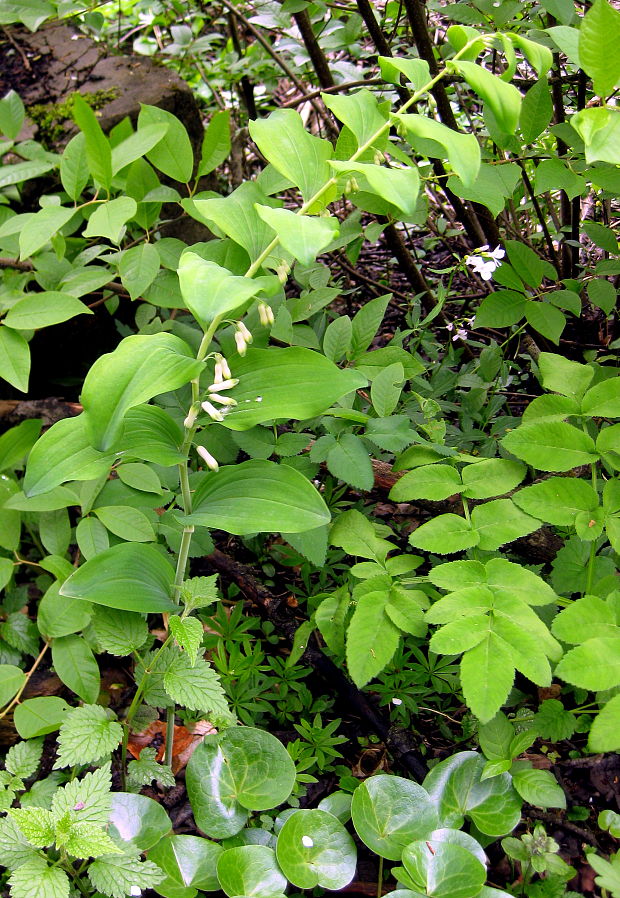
[
  {"left": 244, "top": 40, "right": 483, "bottom": 279},
  {"left": 377, "top": 855, "right": 383, "bottom": 898}
]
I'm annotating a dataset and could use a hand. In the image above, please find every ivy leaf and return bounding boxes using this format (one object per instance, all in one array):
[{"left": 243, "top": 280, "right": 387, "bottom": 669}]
[
  {"left": 88, "top": 851, "right": 165, "bottom": 898},
  {"left": 169, "top": 615, "right": 204, "bottom": 666},
  {"left": 8, "top": 856, "right": 70, "bottom": 898},
  {"left": 163, "top": 651, "right": 229, "bottom": 715},
  {"left": 54, "top": 705, "right": 123, "bottom": 769},
  {"left": 8, "top": 807, "right": 55, "bottom": 848}
]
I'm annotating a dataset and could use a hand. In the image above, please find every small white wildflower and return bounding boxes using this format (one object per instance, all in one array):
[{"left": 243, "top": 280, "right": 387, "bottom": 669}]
[
  {"left": 392, "top": 698, "right": 403, "bottom": 706},
  {"left": 452, "top": 327, "right": 468, "bottom": 342},
  {"left": 208, "top": 378, "right": 238, "bottom": 392},
  {"left": 255, "top": 396, "right": 263, "bottom": 402},
  {"left": 196, "top": 445, "right": 219, "bottom": 472},
  {"left": 209, "top": 393, "right": 237, "bottom": 406},
  {"left": 235, "top": 331, "right": 248, "bottom": 356},
  {"left": 201, "top": 400, "right": 225, "bottom": 422},
  {"left": 465, "top": 245, "right": 505, "bottom": 282},
  {"left": 302, "top": 836, "right": 314, "bottom": 848},
  {"left": 445, "top": 322, "right": 454, "bottom": 332}
]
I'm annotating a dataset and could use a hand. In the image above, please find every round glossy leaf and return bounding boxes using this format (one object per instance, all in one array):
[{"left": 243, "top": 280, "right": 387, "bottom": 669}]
[
  {"left": 384, "top": 891, "right": 427, "bottom": 898},
  {"left": 351, "top": 774, "right": 439, "bottom": 860},
  {"left": 276, "top": 809, "right": 357, "bottom": 890},
  {"left": 426, "top": 829, "right": 487, "bottom": 866},
  {"left": 109, "top": 792, "right": 171, "bottom": 851},
  {"left": 187, "top": 728, "right": 296, "bottom": 839},
  {"left": 221, "top": 829, "right": 276, "bottom": 849},
  {"left": 217, "top": 845, "right": 287, "bottom": 897},
  {"left": 149, "top": 834, "right": 222, "bottom": 897},
  {"left": 318, "top": 791, "right": 352, "bottom": 823},
  {"left": 402, "top": 840, "right": 486, "bottom": 898}
]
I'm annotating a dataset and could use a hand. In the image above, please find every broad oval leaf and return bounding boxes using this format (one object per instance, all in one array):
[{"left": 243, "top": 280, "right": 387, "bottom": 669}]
[
  {"left": 394, "top": 113, "right": 480, "bottom": 187},
  {"left": 148, "top": 834, "right": 222, "bottom": 894},
  {"left": 0, "top": 664, "right": 26, "bottom": 707},
  {"left": 501, "top": 421, "right": 598, "bottom": 471},
  {"left": 178, "top": 253, "right": 262, "bottom": 326},
  {"left": 217, "top": 845, "right": 287, "bottom": 897},
  {"left": 109, "top": 792, "right": 171, "bottom": 851},
  {"left": 276, "top": 809, "right": 357, "bottom": 890},
  {"left": 181, "top": 460, "right": 330, "bottom": 535},
  {"left": 351, "top": 774, "right": 439, "bottom": 860},
  {"left": 401, "top": 840, "right": 486, "bottom": 898},
  {"left": 221, "top": 347, "right": 366, "bottom": 432},
  {"left": 59, "top": 542, "right": 176, "bottom": 613}
]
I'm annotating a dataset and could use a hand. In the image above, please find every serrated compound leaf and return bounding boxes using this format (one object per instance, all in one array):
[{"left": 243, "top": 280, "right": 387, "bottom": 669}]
[
  {"left": 589, "top": 693, "right": 620, "bottom": 752},
  {"left": 390, "top": 464, "right": 461, "bottom": 502},
  {"left": 351, "top": 774, "right": 439, "bottom": 860},
  {"left": 51, "top": 764, "right": 112, "bottom": 828},
  {"left": 217, "top": 844, "right": 287, "bottom": 897},
  {"left": 108, "top": 792, "right": 172, "bottom": 851},
  {"left": 501, "top": 421, "right": 597, "bottom": 471},
  {"left": 54, "top": 705, "right": 122, "bottom": 769},
  {"left": 555, "top": 637, "right": 620, "bottom": 690},
  {"left": 8, "top": 856, "right": 70, "bottom": 898},
  {"left": 511, "top": 767, "right": 566, "bottom": 809},
  {"left": 88, "top": 852, "right": 164, "bottom": 898},
  {"left": 163, "top": 653, "right": 228, "bottom": 714},
  {"left": 346, "top": 592, "right": 400, "bottom": 688},
  {"left": 461, "top": 459, "right": 526, "bottom": 499},
  {"left": 409, "top": 514, "right": 479, "bottom": 554},
  {"left": 276, "top": 808, "right": 357, "bottom": 889},
  {"left": 470, "top": 498, "right": 540, "bottom": 551},
  {"left": 461, "top": 634, "right": 515, "bottom": 723}
]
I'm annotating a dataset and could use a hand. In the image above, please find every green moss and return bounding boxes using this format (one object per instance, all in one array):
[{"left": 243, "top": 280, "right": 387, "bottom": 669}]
[{"left": 27, "top": 88, "right": 120, "bottom": 146}]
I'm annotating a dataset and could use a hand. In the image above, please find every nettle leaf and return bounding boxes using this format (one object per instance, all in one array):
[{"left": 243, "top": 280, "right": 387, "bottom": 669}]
[
  {"left": 221, "top": 346, "right": 366, "bottom": 431},
  {"left": 217, "top": 844, "right": 287, "bottom": 897},
  {"left": 60, "top": 542, "right": 176, "bottom": 613},
  {"left": 276, "top": 808, "right": 357, "bottom": 890},
  {"left": 88, "top": 851, "right": 164, "bottom": 898},
  {"left": 8, "top": 856, "right": 70, "bottom": 898},
  {"left": 81, "top": 333, "right": 203, "bottom": 451},
  {"left": 0, "top": 814, "right": 39, "bottom": 872},
  {"left": 163, "top": 651, "right": 228, "bottom": 714},
  {"left": 5, "top": 738, "right": 43, "bottom": 778},
  {"left": 501, "top": 421, "right": 598, "bottom": 471},
  {"left": 351, "top": 774, "right": 439, "bottom": 860},
  {"left": 169, "top": 615, "right": 203, "bottom": 666},
  {"left": 178, "top": 253, "right": 262, "bottom": 326},
  {"left": 249, "top": 109, "right": 333, "bottom": 204},
  {"left": 452, "top": 60, "right": 522, "bottom": 134},
  {"left": 181, "top": 460, "right": 329, "bottom": 534},
  {"left": 54, "top": 704, "right": 122, "bottom": 769},
  {"left": 187, "top": 727, "right": 296, "bottom": 838},
  {"left": 127, "top": 746, "right": 175, "bottom": 790},
  {"left": 346, "top": 586, "right": 400, "bottom": 687},
  {"left": 9, "top": 807, "right": 55, "bottom": 848},
  {"left": 255, "top": 204, "right": 339, "bottom": 266},
  {"left": 395, "top": 113, "right": 480, "bottom": 187},
  {"left": 48, "top": 764, "right": 111, "bottom": 832},
  {"left": 91, "top": 606, "right": 149, "bottom": 656}
]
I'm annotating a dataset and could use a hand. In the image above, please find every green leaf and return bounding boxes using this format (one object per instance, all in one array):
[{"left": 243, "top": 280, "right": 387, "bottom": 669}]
[
  {"left": 379, "top": 57, "right": 431, "bottom": 90},
  {"left": 60, "top": 542, "right": 176, "bottom": 613},
  {"left": 395, "top": 113, "right": 480, "bottom": 187},
  {"left": 0, "top": 814, "right": 39, "bottom": 872},
  {"left": 91, "top": 606, "right": 149, "bottom": 656},
  {"left": 452, "top": 60, "right": 522, "bottom": 134},
  {"left": 9, "top": 807, "right": 55, "bottom": 847},
  {"left": 370, "top": 362, "right": 404, "bottom": 417},
  {"left": 93, "top": 505, "right": 155, "bottom": 542},
  {"left": 326, "top": 434, "right": 374, "bottom": 491},
  {"left": 451, "top": 162, "right": 521, "bottom": 217},
  {"left": 351, "top": 294, "right": 391, "bottom": 355},
  {"left": 538, "top": 351, "right": 594, "bottom": 399},
  {"left": 8, "top": 856, "right": 70, "bottom": 898},
  {"left": 461, "top": 634, "right": 515, "bottom": 723},
  {"left": 76, "top": 517, "right": 110, "bottom": 560},
  {"left": 511, "top": 766, "right": 566, "bottom": 809},
  {"left": 138, "top": 104, "right": 194, "bottom": 182},
  {"left": 582, "top": 377, "right": 620, "bottom": 417},
  {"left": 0, "top": 90, "right": 25, "bottom": 140},
  {"left": 331, "top": 160, "right": 420, "bottom": 218},
  {"left": 120, "top": 404, "right": 185, "bottom": 466},
  {"left": 119, "top": 243, "right": 160, "bottom": 300},
  {"left": 525, "top": 301, "right": 566, "bottom": 344},
  {"left": 0, "top": 418, "right": 41, "bottom": 473},
  {"left": 474, "top": 290, "right": 526, "bottom": 328},
  {"left": 217, "top": 845, "right": 287, "bottom": 897},
  {"left": 520, "top": 77, "right": 553, "bottom": 143},
  {"left": 181, "top": 459, "right": 330, "bottom": 535},
  {"left": 386, "top": 585, "right": 427, "bottom": 637},
  {"left": 350, "top": 774, "right": 439, "bottom": 860},
  {"left": 54, "top": 704, "right": 122, "bottom": 768},
  {"left": 111, "top": 122, "right": 169, "bottom": 174},
  {"left": 461, "top": 458, "right": 526, "bottom": 499},
  {"left": 329, "top": 508, "right": 393, "bottom": 560},
  {"left": 533, "top": 157, "right": 585, "bottom": 199},
  {"left": 556, "top": 636, "right": 620, "bottom": 690},
  {"left": 88, "top": 852, "right": 164, "bottom": 898},
  {"left": 181, "top": 574, "right": 220, "bottom": 612},
  {"left": 116, "top": 463, "right": 161, "bottom": 494},
  {"left": 315, "top": 586, "right": 350, "bottom": 655},
  {"left": 169, "top": 615, "right": 203, "bottom": 666},
  {"left": 323, "top": 89, "right": 388, "bottom": 147},
  {"left": 256, "top": 205, "right": 339, "bottom": 266},
  {"left": 401, "top": 840, "right": 486, "bottom": 898},
  {"left": 276, "top": 808, "right": 357, "bottom": 889},
  {"left": 149, "top": 834, "right": 222, "bottom": 893},
  {"left": 13, "top": 696, "right": 70, "bottom": 739},
  {"left": 38, "top": 581, "right": 92, "bottom": 639},
  {"left": 5, "top": 738, "right": 43, "bottom": 778},
  {"left": 51, "top": 635, "right": 99, "bottom": 704},
  {"left": 0, "top": 663, "right": 26, "bottom": 708},
  {"left": 579, "top": 0, "right": 620, "bottom": 97},
  {"left": 108, "top": 791, "right": 172, "bottom": 851},
  {"left": 80, "top": 333, "right": 203, "bottom": 451},
  {"left": 584, "top": 220, "right": 618, "bottom": 253},
  {"left": 589, "top": 693, "right": 620, "bottom": 752},
  {"left": 127, "top": 747, "right": 175, "bottom": 789},
  {"left": 346, "top": 589, "right": 400, "bottom": 687},
  {"left": 163, "top": 651, "right": 228, "bottom": 714},
  {"left": 470, "top": 498, "right": 540, "bottom": 551},
  {"left": 533, "top": 699, "right": 577, "bottom": 741},
  {"left": 72, "top": 94, "right": 112, "bottom": 191},
  {"left": 501, "top": 421, "right": 598, "bottom": 471},
  {"left": 390, "top": 464, "right": 461, "bottom": 502},
  {"left": 60, "top": 132, "right": 89, "bottom": 201},
  {"left": 83, "top": 197, "right": 137, "bottom": 244},
  {"left": 409, "top": 514, "right": 479, "bottom": 554},
  {"left": 0, "top": 326, "right": 30, "bottom": 392},
  {"left": 323, "top": 315, "right": 352, "bottom": 362},
  {"left": 513, "top": 477, "right": 598, "bottom": 525},
  {"left": 191, "top": 182, "right": 278, "bottom": 264},
  {"left": 24, "top": 414, "right": 114, "bottom": 497},
  {"left": 178, "top": 253, "right": 262, "bottom": 326},
  {"left": 587, "top": 277, "right": 616, "bottom": 314},
  {"left": 187, "top": 727, "right": 296, "bottom": 838},
  {"left": 198, "top": 109, "right": 231, "bottom": 176},
  {"left": 249, "top": 109, "right": 333, "bottom": 203},
  {"left": 4, "top": 291, "right": 92, "bottom": 331},
  {"left": 19, "top": 206, "right": 75, "bottom": 260}
]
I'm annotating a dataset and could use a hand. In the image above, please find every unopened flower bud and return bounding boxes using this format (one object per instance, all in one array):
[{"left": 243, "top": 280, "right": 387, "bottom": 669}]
[
  {"left": 373, "top": 150, "right": 386, "bottom": 165},
  {"left": 237, "top": 321, "right": 253, "bottom": 344},
  {"left": 208, "top": 378, "right": 238, "bottom": 392},
  {"left": 235, "top": 331, "right": 248, "bottom": 356},
  {"left": 209, "top": 393, "right": 237, "bottom": 406},
  {"left": 258, "top": 301, "right": 274, "bottom": 326},
  {"left": 196, "top": 445, "right": 219, "bottom": 471},
  {"left": 213, "top": 361, "right": 224, "bottom": 384},
  {"left": 183, "top": 406, "right": 199, "bottom": 429},
  {"left": 201, "top": 400, "right": 225, "bottom": 422}
]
